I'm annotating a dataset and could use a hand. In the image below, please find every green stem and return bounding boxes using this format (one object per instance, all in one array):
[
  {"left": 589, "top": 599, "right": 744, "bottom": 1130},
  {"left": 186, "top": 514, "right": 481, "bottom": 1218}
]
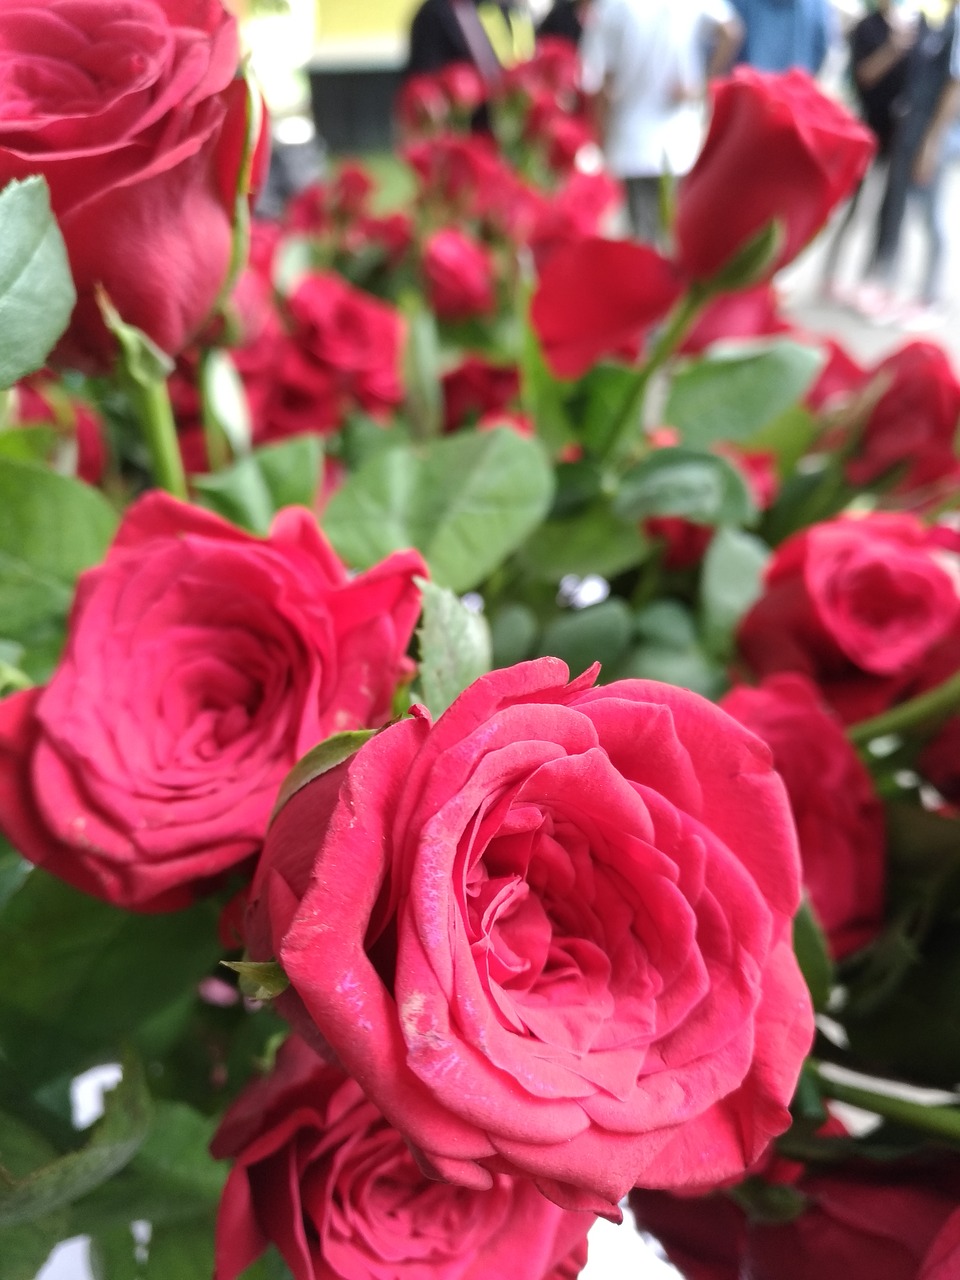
[
  {"left": 599, "top": 287, "right": 707, "bottom": 468},
  {"left": 810, "top": 1062, "right": 960, "bottom": 1143},
  {"left": 848, "top": 668, "right": 960, "bottom": 745},
  {"left": 125, "top": 372, "right": 188, "bottom": 499}
]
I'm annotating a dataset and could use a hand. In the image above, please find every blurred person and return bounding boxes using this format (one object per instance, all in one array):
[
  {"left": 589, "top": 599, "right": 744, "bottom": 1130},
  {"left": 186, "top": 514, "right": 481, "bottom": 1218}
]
[
  {"left": 537, "top": 0, "right": 592, "bottom": 44},
  {"left": 857, "top": 0, "right": 960, "bottom": 326},
  {"left": 581, "top": 0, "right": 742, "bottom": 244},
  {"left": 731, "top": 0, "right": 836, "bottom": 73},
  {"left": 820, "top": 0, "right": 914, "bottom": 297},
  {"left": 406, "top": 0, "right": 535, "bottom": 82}
]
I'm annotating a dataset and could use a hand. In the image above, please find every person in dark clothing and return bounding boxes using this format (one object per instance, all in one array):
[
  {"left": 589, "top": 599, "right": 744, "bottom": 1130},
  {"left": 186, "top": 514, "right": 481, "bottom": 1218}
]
[
  {"left": 820, "top": 0, "right": 913, "bottom": 295},
  {"left": 858, "top": 0, "right": 960, "bottom": 322},
  {"left": 537, "top": 0, "right": 590, "bottom": 44},
  {"left": 405, "top": 0, "right": 533, "bottom": 81}
]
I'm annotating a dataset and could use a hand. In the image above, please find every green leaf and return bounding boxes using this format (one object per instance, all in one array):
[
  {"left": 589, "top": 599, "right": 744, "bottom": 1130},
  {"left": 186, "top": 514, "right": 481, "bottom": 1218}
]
[
  {"left": 614, "top": 448, "right": 757, "bottom": 528},
  {"left": 401, "top": 292, "right": 442, "bottom": 439},
  {"left": 0, "top": 1051, "right": 150, "bottom": 1227},
  {"left": 323, "top": 428, "right": 554, "bottom": 592},
  {"left": 270, "top": 729, "right": 377, "bottom": 823},
  {"left": 743, "top": 404, "right": 820, "bottom": 477},
  {"left": 699, "top": 527, "right": 769, "bottom": 658},
  {"left": 0, "top": 458, "right": 118, "bottom": 675},
  {"left": 142, "top": 1216, "right": 216, "bottom": 1280},
  {"left": 538, "top": 600, "right": 633, "bottom": 678},
  {"left": 199, "top": 348, "right": 252, "bottom": 467},
  {"left": 793, "top": 900, "right": 833, "bottom": 1012},
  {"left": 489, "top": 603, "right": 539, "bottom": 669},
  {"left": 617, "top": 601, "right": 726, "bottom": 697},
  {"left": 521, "top": 505, "right": 650, "bottom": 582},
  {"left": 0, "top": 1213, "right": 70, "bottom": 1280},
  {"left": 664, "top": 338, "right": 826, "bottom": 449},
  {"left": 192, "top": 435, "right": 324, "bottom": 534},
  {"left": 0, "top": 872, "right": 221, "bottom": 1081},
  {"left": 416, "top": 578, "right": 491, "bottom": 716},
  {"left": 97, "top": 292, "right": 173, "bottom": 384},
  {"left": 220, "top": 961, "right": 289, "bottom": 1002},
  {"left": 0, "top": 177, "right": 76, "bottom": 388}
]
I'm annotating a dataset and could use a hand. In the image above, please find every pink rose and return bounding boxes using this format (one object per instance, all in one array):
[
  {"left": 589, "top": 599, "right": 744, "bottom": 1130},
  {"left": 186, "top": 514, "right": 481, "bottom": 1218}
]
[
  {"left": 0, "top": 0, "right": 259, "bottom": 372},
  {"left": 721, "top": 674, "right": 885, "bottom": 959},
  {"left": 423, "top": 228, "right": 497, "bottom": 322},
  {"left": 0, "top": 493, "right": 425, "bottom": 911},
  {"left": 210, "top": 1036, "right": 592, "bottom": 1280},
  {"left": 246, "top": 658, "right": 812, "bottom": 1215},
  {"left": 737, "top": 514, "right": 960, "bottom": 723}
]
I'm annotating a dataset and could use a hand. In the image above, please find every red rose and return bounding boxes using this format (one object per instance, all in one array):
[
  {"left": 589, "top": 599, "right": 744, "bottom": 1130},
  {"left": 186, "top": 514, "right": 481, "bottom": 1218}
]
[
  {"left": 721, "top": 674, "right": 885, "bottom": 959},
  {"left": 12, "top": 379, "right": 107, "bottom": 485},
  {"left": 675, "top": 70, "right": 873, "bottom": 282},
  {"left": 442, "top": 355, "right": 520, "bottom": 432},
  {"left": 210, "top": 1036, "right": 592, "bottom": 1280},
  {"left": 919, "top": 717, "right": 960, "bottom": 805},
  {"left": 0, "top": 493, "right": 425, "bottom": 912},
  {"left": 922, "top": 1208, "right": 960, "bottom": 1280},
  {"left": 737, "top": 514, "right": 960, "bottom": 723},
  {"left": 845, "top": 342, "right": 960, "bottom": 494},
  {"left": 246, "top": 658, "right": 812, "bottom": 1215},
  {"left": 423, "top": 228, "right": 497, "bottom": 322},
  {"left": 679, "top": 285, "right": 788, "bottom": 356},
  {"left": 633, "top": 1155, "right": 960, "bottom": 1280},
  {"left": 0, "top": 0, "right": 258, "bottom": 372},
  {"left": 531, "top": 237, "right": 683, "bottom": 378}
]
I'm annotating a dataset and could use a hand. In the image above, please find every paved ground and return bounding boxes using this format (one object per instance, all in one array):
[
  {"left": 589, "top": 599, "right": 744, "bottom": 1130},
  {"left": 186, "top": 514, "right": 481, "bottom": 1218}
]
[{"left": 780, "top": 159, "right": 960, "bottom": 369}]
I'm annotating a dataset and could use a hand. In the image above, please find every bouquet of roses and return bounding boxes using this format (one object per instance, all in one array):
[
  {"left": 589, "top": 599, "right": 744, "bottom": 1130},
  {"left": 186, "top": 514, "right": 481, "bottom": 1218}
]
[{"left": 2, "top": 4, "right": 960, "bottom": 1280}]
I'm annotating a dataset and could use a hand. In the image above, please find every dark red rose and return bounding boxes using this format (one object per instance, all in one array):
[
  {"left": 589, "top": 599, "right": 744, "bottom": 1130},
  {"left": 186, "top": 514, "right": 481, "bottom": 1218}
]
[
  {"left": 246, "top": 658, "right": 812, "bottom": 1216},
  {"left": 721, "top": 673, "right": 885, "bottom": 959},
  {"left": 922, "top": 1208, "right": 960, "bottom": 1280},
  {"left": 330, "top": 162, "right": 375, "bottom": 218},
  {"left": 633, "top": 1154, "right": 960, "bottom": 1280},
  {"left": 442, "top": 355, "right": 520, "bottom": 431},
  {"left": 845, "top": 342, "right": 960, "bottom": 494},
  {"left": 0, "top": 493, "right": 425, "bottom": 911},
  {"left": 805, "top": 337, "right": 866, "bottom": 413},
  {"left": 919, "top": 717, "right": 960, "bottom": 805},
  {"left": 396, "top": 74, "right": 453, "bottom": 136},
  {"left": 737, "top": 514, "right": 960, "bottom": 723},
  {"left": 679, "top": 285, "right": 788, "bottom": 356},
  {"left": 675, "top": 70, "right": 874, "bottom": 282},
  {"left": 0, "top": 0, "right": 260, "bottom": 372},
  {"left": 531, "top": 237, "right": 683, "bottom": 377},
  {"left": 404, "top": 135, "right": 506, "bottom": 217},
  {"left": 422, "top": 228, "right": 496, "bottom": 322},
  {"left": 211, "top": 1036, "right": 592, "bottom": 1280}
]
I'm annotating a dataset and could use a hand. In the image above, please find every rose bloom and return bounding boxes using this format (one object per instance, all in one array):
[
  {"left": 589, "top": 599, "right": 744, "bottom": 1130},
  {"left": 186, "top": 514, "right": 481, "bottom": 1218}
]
[
  {"left": 422, "top": 228, "right": 497, "bottom": 323},
  {"left": 0, "top": 0, "right": 260, "bottom": 372},
  {"left": 845, "top": 342, "right": 960, "bottom": 494},
  {"left": 675, "top": 69, "right": 874, "bottom": 281},
  {"left": 721, "top": 674, "right": 885, "bottom": 959},
  {"left": 11, "top": 378, "right": 107, "bottom": 485},
  {"left": 922, "top": 1208, "right": 960, "bottom": 1280},
  {"left": 211, "top": 1036, "right": 592, "bottom": 1280},
  {"left": 0, "top": 493, "right": 425, "bottom": 912},
  {"left": 246, "top": 658, "right": 813, "bottom": 1215},
  {"left": 632, "top": 1152, "right": 960, "bottom": 1280},
  {"left": 737, "top": 513, "right": 960, "bottom": 724},
  {"left": 442, "top": 355, "right": 520, "bottom": 432}
]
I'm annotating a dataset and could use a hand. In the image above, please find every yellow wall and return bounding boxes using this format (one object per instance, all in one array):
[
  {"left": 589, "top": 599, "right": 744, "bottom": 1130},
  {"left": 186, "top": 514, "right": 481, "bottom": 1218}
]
[{"left": 316, "top": 0, "right": 419, "bottom": 41}]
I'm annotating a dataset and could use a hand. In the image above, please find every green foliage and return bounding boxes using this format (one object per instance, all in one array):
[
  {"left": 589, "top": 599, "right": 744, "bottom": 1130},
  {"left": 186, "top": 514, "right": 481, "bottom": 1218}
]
[
  {"left": 539, "top": 599, "right": 633, "bottom": 678},
  {"left": 415, "top": 578, "right": 492, "bottom": 716},
  {"left": 0, "top": 458, "right": 118, "bottom": 679},
  {"left": 664, "top": 338, "right": 825, "bottom": 449},
  {"left": 614, "top": 447, "right": 757, "bottom": 528},
  {"left": 521, "top": 505, "right": 651, "bottom": 582},
  {"left": 323, "top": 427, "right": 554, "bottom": 592},
  {"left": 793, "top": 901, "right": 833, "bottom": 1013},
  {"left": 698, "top": 527, "right": 769, "bottom": 658},
  {"left": 0, "top": 177, "right": 76, "bottom": 388},
  {"left": 192, "top": 435, "right": 324, "bottom": 534}
]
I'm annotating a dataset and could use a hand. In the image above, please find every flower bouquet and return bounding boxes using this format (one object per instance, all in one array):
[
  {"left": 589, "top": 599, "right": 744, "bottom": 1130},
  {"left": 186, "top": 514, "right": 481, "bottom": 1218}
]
[{"left": 2, "top": 5, "right": 960, "bottom": 1280}]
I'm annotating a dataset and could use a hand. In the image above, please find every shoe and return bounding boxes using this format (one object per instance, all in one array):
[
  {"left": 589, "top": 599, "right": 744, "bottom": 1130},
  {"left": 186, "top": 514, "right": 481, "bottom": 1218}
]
[{"left": 850, "top": 282, "right": 897, "bottom": 321}]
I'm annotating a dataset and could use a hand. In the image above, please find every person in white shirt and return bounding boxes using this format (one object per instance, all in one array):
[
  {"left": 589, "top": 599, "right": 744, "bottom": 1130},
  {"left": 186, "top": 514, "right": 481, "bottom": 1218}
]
[{"left": 581, "top": 0, "right": 743, "bottom": 243}]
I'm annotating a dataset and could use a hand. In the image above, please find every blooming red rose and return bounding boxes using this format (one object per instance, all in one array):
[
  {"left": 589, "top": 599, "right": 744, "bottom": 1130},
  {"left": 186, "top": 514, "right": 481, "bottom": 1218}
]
[
  {"left": 423, "top": 228, "right": 497, "bottom": 322},
  {"left": 405, "top": 135, "right": 506, "bottom": 218},
  {"left": 246, "top": 658, "right": 812, "bottom": 1215},
  {"left": 442, "top": 355, "right": 520, "bottom": 432},
  {"left": 721, "top": 674, "right": 885, "bottom": 959},
  {"left": 211, "top": 1036, "right": 592, "bottom": 1280},
  {"left": 0, "top": 0, "right": 259, "bottom": 372},
  {"left": 531, "top": 237, "right": 683, "bottom": 377},
  {"left": 922, "top": 1208, "right": 960, "bottom": 1280},
  {"left": 12, "top": 378, "right": 107, "bottom": 485},
  {"left": 633, "top": 1154, "right": 960, "bottom": 1280},
  {"left": 675, "top": 69, "right": 873, "bottom": 282},
  {"left": 845, "top": 342, "right": 960, "bottom": 494},
  {"left": 737, "top": 514, "right": 960, "bottom": 723},
  {"left": 0, "top": 493, "right": 425, "bottom": 912}
]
